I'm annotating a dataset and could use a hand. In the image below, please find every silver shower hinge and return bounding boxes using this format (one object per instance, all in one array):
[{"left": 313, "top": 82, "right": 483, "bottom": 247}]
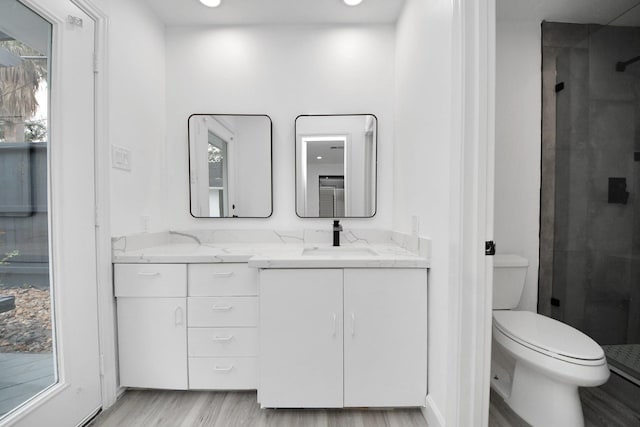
[{"left": 67, "top": 15, "right": 83, "bottom": 27}]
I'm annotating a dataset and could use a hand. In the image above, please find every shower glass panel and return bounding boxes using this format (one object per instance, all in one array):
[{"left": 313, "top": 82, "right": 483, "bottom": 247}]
[
  {"left": 542, "top": 16, "right": 640, "bottom": 386},
  {"left": 0, "top": 0, "right": 54, "bottom": 418}
]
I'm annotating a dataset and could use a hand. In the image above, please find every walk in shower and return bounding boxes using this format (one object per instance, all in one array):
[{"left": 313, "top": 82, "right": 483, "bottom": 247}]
[{"left": 541, "top": 16, "right": 640, "bottom": 387}]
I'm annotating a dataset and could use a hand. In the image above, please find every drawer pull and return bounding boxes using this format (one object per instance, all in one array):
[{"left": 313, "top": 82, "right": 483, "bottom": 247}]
[
  {"left": 331, "top": 313, "right": 337, "bottom": 337},
  {"left": 212, "top": 335, "right": 234, "bottom": 342},
  {"left": 350, "top": 312, "right": 356, "bottom": 337},
  {"left": 214, "top": 365, "right": 234, "bottom": 372},
  {"left": 137, "top": 272, "right": 160, "bottom": 277},
  {"left": 213, "top": 272, "right": 234, "bottom": 278},
  {"left": 174, "top": 306, "right": 184, "bottom": 326},
  {"left": 211, "top": 305, "right": 233, "bottom": 311}
]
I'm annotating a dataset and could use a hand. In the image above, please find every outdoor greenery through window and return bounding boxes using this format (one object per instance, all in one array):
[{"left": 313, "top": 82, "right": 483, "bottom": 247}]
[{"left": 0, "top": 1, "right": 54, "bottom": 418}]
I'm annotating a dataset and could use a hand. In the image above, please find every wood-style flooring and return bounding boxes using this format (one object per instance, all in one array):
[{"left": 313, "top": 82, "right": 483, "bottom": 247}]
[
  {"left": 489, "top": 386, "right": 640, "bottom": 427},
  {"left": 88, "top": 384, "right": 640, "bottom": 427},
  {"left": 87, "top": 390, "right": 428, "bottom": 427}
]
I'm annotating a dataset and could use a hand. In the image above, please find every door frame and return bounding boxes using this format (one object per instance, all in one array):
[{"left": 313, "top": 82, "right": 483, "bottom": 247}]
[
  {"left": 76, "top": 0, "right": 119, "bottom": 411},
  {"left": 447, "top": 0, "right": 496, "bottom": 426},
  {"left": 65, "top": 0, "right": 118, "bottom": 412}
]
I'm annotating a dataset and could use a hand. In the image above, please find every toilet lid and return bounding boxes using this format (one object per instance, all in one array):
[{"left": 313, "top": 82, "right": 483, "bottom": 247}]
[{"left": 493, "top": 311, "right": 604, "bottom": 361}]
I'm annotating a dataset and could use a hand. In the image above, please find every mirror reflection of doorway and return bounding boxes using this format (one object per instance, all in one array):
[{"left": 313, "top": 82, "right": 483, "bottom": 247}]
[
  {"left": 318, "top": 175, "right": 344, "bottom": 217},
  {"left": 302, "top": 137, "right": 347, "bottom": 217},
  {"left": 207, "top": 131, "right": 228, "bottom": 217}
]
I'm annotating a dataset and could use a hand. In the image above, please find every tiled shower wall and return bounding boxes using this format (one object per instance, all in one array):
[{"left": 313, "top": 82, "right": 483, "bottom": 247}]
[{"left": 542, "top": 22, "right": 640, "bottom": 345}]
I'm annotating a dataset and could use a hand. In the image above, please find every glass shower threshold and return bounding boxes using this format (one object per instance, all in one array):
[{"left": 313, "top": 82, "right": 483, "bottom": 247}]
[{"left": 604, "top": 344, "right": 640, "bottom": 387}]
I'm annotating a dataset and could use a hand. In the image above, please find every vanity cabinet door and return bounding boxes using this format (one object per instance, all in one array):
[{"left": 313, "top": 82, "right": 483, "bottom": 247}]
[
  {"left": 117, "top": 298, "right": 188, "bottom": 390},
  {"left": 343, "top": 269, "right": 427, "bottom": 407},
  {"left": 259, "top": 269, "right": 343, "bottom": 408}
]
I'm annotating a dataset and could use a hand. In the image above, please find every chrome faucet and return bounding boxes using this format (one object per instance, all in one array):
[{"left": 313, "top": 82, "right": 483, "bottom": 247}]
[{"left": 333, "top": 220, "right": 343, "bottom": 247}]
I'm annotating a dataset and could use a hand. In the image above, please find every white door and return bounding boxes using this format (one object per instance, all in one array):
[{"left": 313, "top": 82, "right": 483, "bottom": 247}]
[
  {"left": 0, "top": 0, "right": 101, "bottom": 425},
  {"left": 343, "top": 269, "right": 427, "bottom": 407},
  {"left": 259, "top": 269, "right": 343, "bottom": 408}
]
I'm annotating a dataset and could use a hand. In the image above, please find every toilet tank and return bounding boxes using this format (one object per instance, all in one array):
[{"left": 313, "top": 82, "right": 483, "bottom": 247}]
[{"left": 493, "top": 254, "right": 529, "bottom": 309}]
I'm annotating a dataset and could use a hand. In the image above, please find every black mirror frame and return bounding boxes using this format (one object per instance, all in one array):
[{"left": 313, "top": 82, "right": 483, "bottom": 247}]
[
  {"left": 187, "top": 113, "right": 274, "bottom": 219},
  {"left": 294, "top": 113, "right": 378, "bottom": 219}
]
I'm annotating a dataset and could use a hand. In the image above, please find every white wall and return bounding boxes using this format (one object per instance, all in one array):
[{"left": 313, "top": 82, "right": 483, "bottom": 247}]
[
  {"left": 495, "top": 9, "right": 544, "bottom": 312},
  {"left": 107, "top": 0, "right": 167, "bottom": 236},
  {"left": 164, "top": 25, "right": 394, "bottom": 232},
  {"left": 394, "top": 0, "right": 456, "bottom": 423}
]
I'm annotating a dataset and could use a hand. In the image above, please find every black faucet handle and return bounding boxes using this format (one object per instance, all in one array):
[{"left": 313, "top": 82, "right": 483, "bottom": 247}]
[{"left": 332, "top": 220, "right": 342, "bottom": 246}]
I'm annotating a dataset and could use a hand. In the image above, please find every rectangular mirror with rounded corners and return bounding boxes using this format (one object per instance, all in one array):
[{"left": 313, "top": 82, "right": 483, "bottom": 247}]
[
  {"left": 188, "top": 114, "right": 272, "bottom": 218},
  {"left": 295, "top": 114, "right": 377, "bottom": 218}
]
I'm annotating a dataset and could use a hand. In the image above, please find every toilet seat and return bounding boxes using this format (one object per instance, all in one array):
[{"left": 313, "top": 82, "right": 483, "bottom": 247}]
[{"left": 493, "top": 311, "right": 605, "bottom": 366}]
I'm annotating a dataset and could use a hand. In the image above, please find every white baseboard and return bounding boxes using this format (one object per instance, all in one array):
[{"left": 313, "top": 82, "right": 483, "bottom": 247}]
[
  {"left": 116, "top": 386, "right": 127, "bottom": 399},
  {"left": 421, "top": 395, "right": 445, "bottom": 427}
]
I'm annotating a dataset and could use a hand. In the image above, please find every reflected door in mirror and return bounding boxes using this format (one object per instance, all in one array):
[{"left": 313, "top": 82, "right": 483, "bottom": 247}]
[{"left": 189, "top": 115, "right": 272, "bottom": 218}]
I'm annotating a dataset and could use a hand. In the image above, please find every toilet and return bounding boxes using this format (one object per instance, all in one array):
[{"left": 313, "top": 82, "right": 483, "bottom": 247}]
[{"left": 491, "top": 254, "right": 609, "bottom": 427}]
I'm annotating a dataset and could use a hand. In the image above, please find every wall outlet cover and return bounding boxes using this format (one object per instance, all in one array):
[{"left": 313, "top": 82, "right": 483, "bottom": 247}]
[
  {"left": 140, "top": 215, "right": 150, "bottom": 233},
  {"left": 411, "top": 215, "right": 419, "bottom": 237},
  {"left": 112, "top": 145, "right": 132, "bottom": 171}
]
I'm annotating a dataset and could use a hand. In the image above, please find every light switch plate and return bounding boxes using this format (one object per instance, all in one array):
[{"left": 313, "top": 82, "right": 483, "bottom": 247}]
[
  {"left": 411, "top": 215, "right": 419, "bottom": 237},
  {"left": 112, "top": 145, "right": 131, "bottom": 171},
  {"left": 140, "top": 215, "right": 150, "bottom": 233}
]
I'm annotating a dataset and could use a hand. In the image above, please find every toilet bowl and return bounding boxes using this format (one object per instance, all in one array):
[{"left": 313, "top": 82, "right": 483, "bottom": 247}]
[{"left": 491, "top": 255, "right": 609, "bottom": 427}]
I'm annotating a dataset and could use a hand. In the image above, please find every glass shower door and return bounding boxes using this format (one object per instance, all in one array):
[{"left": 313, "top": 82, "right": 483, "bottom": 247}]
[{"left": 542, "top": 18, "right": 640, "bottom": 386}]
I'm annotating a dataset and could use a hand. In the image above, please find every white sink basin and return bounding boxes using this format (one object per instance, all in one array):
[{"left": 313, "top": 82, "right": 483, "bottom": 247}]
[{"left": 302, "top": 247, "right": 378, "bottom": 257}]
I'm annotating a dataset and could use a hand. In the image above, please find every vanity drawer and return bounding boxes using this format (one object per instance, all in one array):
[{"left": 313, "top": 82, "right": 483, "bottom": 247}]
[
  {"left": 188, "top": 297, "right": 258, "bottom": 327},
  {"left": 188, "top": 264, "right": 258, "bottom": 296},
  {"left": 114, "top": 264, "right": 187, "bottom": 297},
  {"left": 188, "top": 328, "right": 258, "bottom": 357},
  {"left": 188, "top": 357, "right": 257, "bottom": 390}
]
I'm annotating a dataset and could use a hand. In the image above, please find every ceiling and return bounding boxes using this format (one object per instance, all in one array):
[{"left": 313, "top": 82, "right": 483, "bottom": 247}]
[
  {"left": 143, "top": 0, "right": 407, "bottom": 26},
  {"left": 498, "top": 0, "right": 640, "bottom": 26},
  {"left": 307, "top": 140, "right": 345, "bottom": 166}
]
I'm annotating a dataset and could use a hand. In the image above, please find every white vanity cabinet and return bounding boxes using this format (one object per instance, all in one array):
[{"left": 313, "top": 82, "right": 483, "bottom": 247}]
[
  {"left": 259, "top": 268, "right": 427, "bottom": 408},
  {"left": 114, "top": 264, "right": 188, "bottom": 390},
  {"left": 114, "top": 262, "right": 259, "bottom": 391}
]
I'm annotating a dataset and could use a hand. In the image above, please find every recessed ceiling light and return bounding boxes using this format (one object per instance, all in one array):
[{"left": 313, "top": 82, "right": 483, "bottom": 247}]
[
  {"left": 343, "top": 0, "right": 363, "bottom": 6},
  {"left": 200, "top": 0, "right": 221, "bottom": 7},
  {"left": 317, "top": 156, "right": 323, "bottom": 160}
]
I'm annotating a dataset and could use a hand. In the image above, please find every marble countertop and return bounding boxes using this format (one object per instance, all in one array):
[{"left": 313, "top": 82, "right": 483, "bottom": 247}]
[
  {"left": 112, "top": 229, "right": 431, "bottom": 268},
  {"left": 112, "top": 242, "right": 428, "bottom": 268},
  {"left": 248, "top": 243, "right": 428, "bottom": 268}
]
